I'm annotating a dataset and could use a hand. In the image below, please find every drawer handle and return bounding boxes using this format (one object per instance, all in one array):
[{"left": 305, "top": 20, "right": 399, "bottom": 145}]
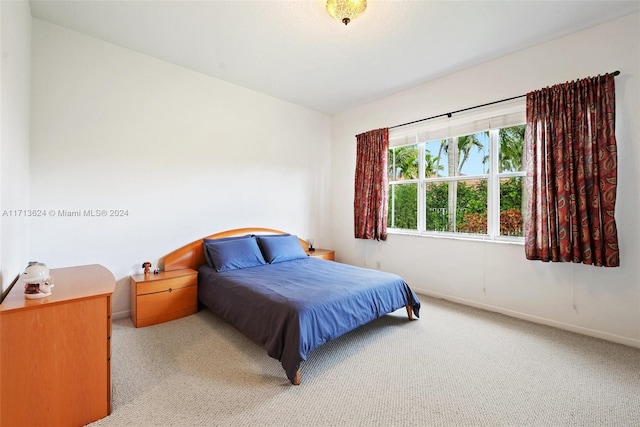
[{"left": 168, "top": 288, "right": 172, "bottom": 293}]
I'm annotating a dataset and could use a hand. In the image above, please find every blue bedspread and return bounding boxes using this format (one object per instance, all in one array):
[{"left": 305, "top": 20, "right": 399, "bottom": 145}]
[{"left": 197, "top": 257, "right": 421, "bottom": 384}]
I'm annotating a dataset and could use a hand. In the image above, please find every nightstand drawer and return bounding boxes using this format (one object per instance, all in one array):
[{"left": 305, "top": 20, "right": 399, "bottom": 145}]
[
  {"left": 137, "top": 286, "right": 197, "bottom": 326},
  {"left": 307, "top": 249, "right": 335, "bottom": 261},
  {"left": 136, "top": 274, "right": 196, "bottom": 295}
]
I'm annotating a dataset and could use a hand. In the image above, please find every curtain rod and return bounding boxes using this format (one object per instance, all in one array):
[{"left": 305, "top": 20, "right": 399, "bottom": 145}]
[{"left": 388, "top": 70, "right": 620, "bottom": 130}]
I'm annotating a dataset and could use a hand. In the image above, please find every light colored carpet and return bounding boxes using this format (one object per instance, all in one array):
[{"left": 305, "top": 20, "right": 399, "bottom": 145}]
[{"left": 89, "top": 296, "right": 640, "bottom": 426}]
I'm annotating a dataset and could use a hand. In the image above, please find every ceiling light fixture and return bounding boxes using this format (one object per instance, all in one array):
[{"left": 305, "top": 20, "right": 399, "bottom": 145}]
[{"left": 326, "top": 0, "right": 367, "bottom": 26}]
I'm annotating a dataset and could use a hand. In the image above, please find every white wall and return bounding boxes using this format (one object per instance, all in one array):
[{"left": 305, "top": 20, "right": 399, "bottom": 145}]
[
  {"left": 30, "top": 20, "right": 332, "bottom": 316},
  {"left": 0, "top": 0, "right": 31, "bottom": 292},
  {"left": 330, "top": 13, "right": 640, "bottom": 347}
]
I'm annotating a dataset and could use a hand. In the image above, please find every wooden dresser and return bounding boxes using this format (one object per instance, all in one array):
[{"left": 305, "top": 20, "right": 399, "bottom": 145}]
[
  {"left": 130, "top": 268, "right": 198, "bottom": 328},
  {"left": 0, "top": 264, "right": 115, "bottom": 427}
]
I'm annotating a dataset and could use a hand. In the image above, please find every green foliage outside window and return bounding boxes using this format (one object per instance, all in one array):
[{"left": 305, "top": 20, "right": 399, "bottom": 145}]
[
  {"left": 426, "top": 181, "right": 488, "bottom": 233},
  {"left": 388, "top": 183, "right": 418, "bottom": 229},
  {"left": 389, "top": 175, "right": 524, "bottom": 236},
  {"left": 455, "top": 178, "right": 524, "bottom": 236},
  {"left": 499, "top": 177, "right": 525, "bottom": 236}
]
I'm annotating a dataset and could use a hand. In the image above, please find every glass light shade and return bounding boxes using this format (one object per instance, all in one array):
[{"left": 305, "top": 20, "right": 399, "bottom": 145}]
[{"left": 326, "top": 0, "right": 367, "bottom": 25}]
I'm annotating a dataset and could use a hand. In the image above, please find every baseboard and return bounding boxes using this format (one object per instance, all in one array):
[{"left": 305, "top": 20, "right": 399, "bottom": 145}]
[
  {"left": 112, "top": 310, "right": 131, "bottom": 321},
  {"left": 421, "top": 290, "right": 640, "bottom": 349}
]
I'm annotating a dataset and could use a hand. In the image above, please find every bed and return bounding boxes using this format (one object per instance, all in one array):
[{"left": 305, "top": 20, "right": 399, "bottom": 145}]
[{"left": 163, "top": 227, "right": 421, "bottom": 385}]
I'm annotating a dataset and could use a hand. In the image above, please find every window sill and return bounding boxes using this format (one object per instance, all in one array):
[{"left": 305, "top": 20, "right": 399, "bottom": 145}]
[{"left": 387, "top": 229, "right": 524, "bottom": 246}]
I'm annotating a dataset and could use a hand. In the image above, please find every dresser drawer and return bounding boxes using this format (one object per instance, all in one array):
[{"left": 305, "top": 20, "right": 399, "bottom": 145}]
[{"left": 136, "top": 274, "right": 196, "bottom": 295}]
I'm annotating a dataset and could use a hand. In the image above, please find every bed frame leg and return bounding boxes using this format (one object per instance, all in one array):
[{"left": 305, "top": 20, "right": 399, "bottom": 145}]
[
  {"left": 405, "top": 305, "right": 413, "bottom": 320},
  {"left": 294, "top": 369, "right": 301, "bottom": 386}
]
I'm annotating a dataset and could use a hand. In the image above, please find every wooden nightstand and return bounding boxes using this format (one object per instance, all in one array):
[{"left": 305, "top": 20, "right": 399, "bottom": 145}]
[
  {"left": 307, "top": 248, "right": 335, "bottom": 261},
  {"left": 130, "top": 268, "right": 197, "bottom": 328}
]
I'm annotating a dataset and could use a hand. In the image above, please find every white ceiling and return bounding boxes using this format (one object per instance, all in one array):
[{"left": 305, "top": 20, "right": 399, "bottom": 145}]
[{"left": 29, "top": 0, "right": 639, "bottom": 115}]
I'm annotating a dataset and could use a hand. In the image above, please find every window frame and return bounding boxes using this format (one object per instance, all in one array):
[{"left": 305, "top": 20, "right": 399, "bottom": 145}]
[{"left": 387, "top": 101, "right": 526, "bottom": 242}]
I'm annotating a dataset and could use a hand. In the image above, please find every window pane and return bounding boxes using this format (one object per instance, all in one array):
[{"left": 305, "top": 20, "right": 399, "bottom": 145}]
[
  {"left": 424, "top": 140, "right": 447, "bottom": 178},
  {"left": 425, "top": 182, "right": 449, "bottom": 231},
  {"left": 426, "top": 134, "right": 489, "bottom": 178},
  {"left": 456, "top": 179, "right": 488, "bottom": 234},
  {"left": 388, "top": 149, "right": 396, "bottom": 181},
  {"left": 499, "top": 176, "right": 525, "bottom": 237},
  {"left": 498, "top": 125, "right": 525, "bottom": 173},
  {"left": 388, "top": 183, "right": 418, "bottom": 230},
  {"left": 425, "top": 179, "right": 488, "bottom": 234},
  {"left": 388, "top": 145, "right": 418, "bottom": 181},
  {"left": 456, "top": 132, "right": 489, "bottom": 176}
]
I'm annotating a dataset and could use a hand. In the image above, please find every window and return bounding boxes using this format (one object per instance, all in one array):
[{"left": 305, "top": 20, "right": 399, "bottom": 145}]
[{"left": 387, "top": 101, "right": 526, "bottom": 241}]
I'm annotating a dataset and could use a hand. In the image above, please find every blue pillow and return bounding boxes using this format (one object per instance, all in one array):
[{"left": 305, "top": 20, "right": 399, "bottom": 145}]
[
  {"left": 203, "top": 235, "right": 252, "bottom": 268},
  {"left": 257, "top": 234, "right": 308, "bottom": 264},
  {"left": 203, "top": 236, "right": 267, "bottom": 272}
]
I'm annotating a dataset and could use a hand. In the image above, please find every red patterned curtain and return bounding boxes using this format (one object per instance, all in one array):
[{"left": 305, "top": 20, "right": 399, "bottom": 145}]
[
  {"left": 354, "top": 128, "right": 389, "bottom": 240},
  {"left": 525, "top": 73, "right": 619, "bottom": 267}
]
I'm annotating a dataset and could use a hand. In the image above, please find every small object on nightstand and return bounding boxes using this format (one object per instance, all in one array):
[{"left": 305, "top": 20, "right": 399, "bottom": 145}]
[
  {"left": 307, "top": 238, "right": 315, "bottom": 252},
  {"left": 141, "top": 262, "right": 152, "bottom": 274},
  {"left": 153, "top": 268, "right": 160, "bottom": 274}
]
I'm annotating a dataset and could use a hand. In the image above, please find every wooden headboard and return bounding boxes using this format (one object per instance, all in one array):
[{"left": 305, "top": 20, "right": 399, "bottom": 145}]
[{"left": 163, "top": 227, "right": 310, "bottom": 271}]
